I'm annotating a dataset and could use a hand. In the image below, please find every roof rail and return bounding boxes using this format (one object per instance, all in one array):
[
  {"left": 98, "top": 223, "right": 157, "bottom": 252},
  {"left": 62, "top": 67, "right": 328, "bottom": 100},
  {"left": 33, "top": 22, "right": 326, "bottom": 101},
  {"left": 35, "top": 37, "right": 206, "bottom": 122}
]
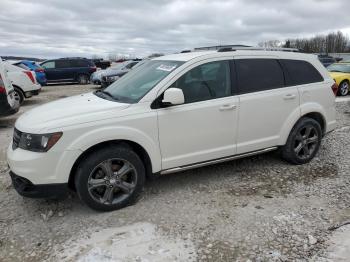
[
  {"left": 58, "top": 57, "right": 89, "bottom": 60},
  {"left": 217, "top": 47, "right": 301, "bottom": 53}
]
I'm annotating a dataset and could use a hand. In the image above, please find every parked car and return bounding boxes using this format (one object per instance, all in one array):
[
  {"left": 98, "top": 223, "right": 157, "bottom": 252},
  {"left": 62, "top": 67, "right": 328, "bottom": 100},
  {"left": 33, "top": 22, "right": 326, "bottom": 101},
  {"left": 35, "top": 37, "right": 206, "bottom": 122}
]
[
  {"left": 14, "top": 60, "right": 47, "bottom": 86},
  {"left": 5, "top": 61, "right": 41, "bottom": 104},
  {"left": 92, "top": 59, "right": 111, "bottom": 70},
  {"left": 100, "top": 60, "right": 140, "bottom": 88},
  {"left": 90, "top": 60, "right": 139, "bottom": 86},
  {"left": 327, "top": 62, "right": 350, "bottom": 96},
  {"left": 7, "top": 49, "right": 337, "bottom": 211},
  {"left": 40, "top": 57, "right": 96, "bottom": 85},
  {"left": 318, "top": 55, "right": 336, "bottom": 67},
  {"left": 0, "top": 58, "right": 19, "bottom": 117}
]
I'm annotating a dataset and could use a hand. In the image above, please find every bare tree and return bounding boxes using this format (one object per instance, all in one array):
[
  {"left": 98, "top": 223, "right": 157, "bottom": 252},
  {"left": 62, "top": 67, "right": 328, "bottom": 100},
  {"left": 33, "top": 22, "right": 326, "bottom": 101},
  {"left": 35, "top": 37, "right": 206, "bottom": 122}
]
[
  {"left": 282, "top": 31, "right": 349, "bottom": 53},
  {"left": 258, "top": 40, "right": 282, "bottom": 48}
]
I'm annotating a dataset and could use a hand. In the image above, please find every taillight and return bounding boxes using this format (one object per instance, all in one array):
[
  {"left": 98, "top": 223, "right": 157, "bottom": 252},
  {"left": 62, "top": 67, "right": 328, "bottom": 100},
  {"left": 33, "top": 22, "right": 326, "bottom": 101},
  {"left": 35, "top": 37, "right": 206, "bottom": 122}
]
[
  {"left": 24, "top": 71, "right": 35, "bottom": 84},
  {"left": 90, "top": 66, "right": 97, "bottom": 72},
  {"left": 0, "top": 74, "right": 5, "bottom": 93},
  {"left": 331, "top": 82, "right": 338, "bottom": 96},
  {"left": 35, "top": 68, "right": 45, "bottom": 73}
]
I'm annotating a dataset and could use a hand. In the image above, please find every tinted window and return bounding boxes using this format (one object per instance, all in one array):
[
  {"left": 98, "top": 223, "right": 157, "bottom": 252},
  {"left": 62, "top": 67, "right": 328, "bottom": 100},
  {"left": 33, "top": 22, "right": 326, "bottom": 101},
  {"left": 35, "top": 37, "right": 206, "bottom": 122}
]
[
  {"left": 171, "top": 61, "right": 231, "bottom": 104},
  {"left": 41, "top": 61, "right": 55, "bottom": 69},
  {"left": 70, "top": 59, "right": 89, "bottom": 67},
  {"left": 280, "top": 59, "right": 323, "bottom": 85},
  {"left": 56, "top": 60, "right": 71, "bottom": 68},
  {"left": 236, "top": 59, "right": 284, "bottom": 94}
]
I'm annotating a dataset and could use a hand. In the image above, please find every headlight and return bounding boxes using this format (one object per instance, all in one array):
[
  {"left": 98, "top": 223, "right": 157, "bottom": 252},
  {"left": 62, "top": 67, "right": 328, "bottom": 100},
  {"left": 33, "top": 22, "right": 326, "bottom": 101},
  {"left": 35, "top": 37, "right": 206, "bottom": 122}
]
[
  {"left": 18, "top": 132, "right": 62, "bottom": 152},
  {"left": 107, "top": 75, "right": 120, "bottom": 82}
]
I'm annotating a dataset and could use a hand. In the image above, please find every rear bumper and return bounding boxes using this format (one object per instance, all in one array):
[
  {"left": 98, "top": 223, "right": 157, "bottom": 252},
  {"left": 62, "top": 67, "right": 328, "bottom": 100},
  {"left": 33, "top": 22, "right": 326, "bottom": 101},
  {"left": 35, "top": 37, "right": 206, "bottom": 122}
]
[
  {"left": 24, "top": 84, "right": 41, "bottom": 98},
  {"left": 10, "top": 171, "right": 68, "bottom": 199}
]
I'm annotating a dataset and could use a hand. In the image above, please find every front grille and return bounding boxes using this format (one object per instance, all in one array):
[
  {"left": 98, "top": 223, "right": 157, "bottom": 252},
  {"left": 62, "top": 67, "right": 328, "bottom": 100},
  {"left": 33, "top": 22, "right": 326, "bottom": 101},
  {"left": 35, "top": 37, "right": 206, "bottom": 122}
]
[{"left": 12, "top": 128, "right": 21, "bottom": 150}]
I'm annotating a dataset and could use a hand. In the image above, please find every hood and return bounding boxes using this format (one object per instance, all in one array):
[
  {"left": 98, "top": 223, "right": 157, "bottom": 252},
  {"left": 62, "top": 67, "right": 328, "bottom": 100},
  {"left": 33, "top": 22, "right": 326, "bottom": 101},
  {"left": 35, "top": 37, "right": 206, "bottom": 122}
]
[
  {"left": 16, "top": 92, "right": 130, "bottom": 133},
  {"left": 329, "top": 72, "right": 349, "bottom": 79}
]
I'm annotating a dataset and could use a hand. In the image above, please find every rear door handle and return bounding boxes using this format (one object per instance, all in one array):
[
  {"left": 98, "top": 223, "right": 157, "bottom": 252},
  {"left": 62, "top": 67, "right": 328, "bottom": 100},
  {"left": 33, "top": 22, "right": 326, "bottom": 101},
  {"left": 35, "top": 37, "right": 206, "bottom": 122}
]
[
  {"left": 283, "top": 94, "right": 296, "bottom": 100},
  {"left": 219, "top": 104, "right": 237, "bottom": 111}
]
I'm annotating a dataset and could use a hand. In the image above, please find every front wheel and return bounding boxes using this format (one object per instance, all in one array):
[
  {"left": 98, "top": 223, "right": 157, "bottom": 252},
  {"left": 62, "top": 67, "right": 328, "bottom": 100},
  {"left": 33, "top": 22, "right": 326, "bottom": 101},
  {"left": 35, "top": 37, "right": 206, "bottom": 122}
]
[
  {"left": 281, "top": 117, "right": 322, "bottom": 165},
  {"left": 338, "top": 81, "right": 349, "bottom": 96},
  {"left": 75, "top": 146, "right": 145, "bottom": 211}
]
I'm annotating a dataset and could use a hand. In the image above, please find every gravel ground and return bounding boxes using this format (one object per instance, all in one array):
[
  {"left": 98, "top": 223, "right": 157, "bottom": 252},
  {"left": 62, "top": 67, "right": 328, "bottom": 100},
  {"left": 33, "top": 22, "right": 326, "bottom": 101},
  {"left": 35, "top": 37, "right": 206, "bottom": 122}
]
[{"left": 0, "top": 84, "right": 349, "bottom": 261}]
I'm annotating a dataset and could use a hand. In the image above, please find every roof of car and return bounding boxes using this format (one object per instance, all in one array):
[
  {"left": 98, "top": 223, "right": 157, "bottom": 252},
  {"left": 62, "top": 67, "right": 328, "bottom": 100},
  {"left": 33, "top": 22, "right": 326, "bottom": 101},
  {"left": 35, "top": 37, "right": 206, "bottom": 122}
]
[{"left": 154, "top": 50, "right": 317, "bottom": 62}]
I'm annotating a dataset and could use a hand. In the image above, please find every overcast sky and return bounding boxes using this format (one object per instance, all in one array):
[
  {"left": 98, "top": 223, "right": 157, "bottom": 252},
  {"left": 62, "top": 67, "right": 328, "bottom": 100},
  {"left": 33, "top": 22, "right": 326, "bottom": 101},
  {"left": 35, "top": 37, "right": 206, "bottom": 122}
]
[{"left": 0, "top": 0, "right": 349, "bottom": 59}]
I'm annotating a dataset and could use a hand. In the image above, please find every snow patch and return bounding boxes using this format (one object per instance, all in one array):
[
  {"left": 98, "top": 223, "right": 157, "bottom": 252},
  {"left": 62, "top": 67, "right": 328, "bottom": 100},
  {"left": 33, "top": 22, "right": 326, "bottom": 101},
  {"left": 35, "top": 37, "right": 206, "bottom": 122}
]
[{"left": 52, "top": 222, "right": 196, "bottom": 262}]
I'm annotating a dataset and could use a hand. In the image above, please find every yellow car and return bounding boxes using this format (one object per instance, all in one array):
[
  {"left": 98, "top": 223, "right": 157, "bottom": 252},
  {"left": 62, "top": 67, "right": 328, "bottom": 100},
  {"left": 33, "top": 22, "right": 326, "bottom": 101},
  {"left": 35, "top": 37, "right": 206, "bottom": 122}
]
[{"left": 328, "top": 63, "right": 350, "bottom": 96}]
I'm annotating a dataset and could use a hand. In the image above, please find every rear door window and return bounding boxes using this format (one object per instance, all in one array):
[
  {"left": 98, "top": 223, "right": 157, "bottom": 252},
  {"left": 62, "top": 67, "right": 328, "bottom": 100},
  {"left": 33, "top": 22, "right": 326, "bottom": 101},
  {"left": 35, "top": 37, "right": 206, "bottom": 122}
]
[
  {"left": 56, "top": 60, "right": 71, "bottom": 68},
  {"left": 235, "top": 59, "right": 284, "bottom": 94},
  {"left": 280, "top": 59, "right": 324, "bottom": 86}
]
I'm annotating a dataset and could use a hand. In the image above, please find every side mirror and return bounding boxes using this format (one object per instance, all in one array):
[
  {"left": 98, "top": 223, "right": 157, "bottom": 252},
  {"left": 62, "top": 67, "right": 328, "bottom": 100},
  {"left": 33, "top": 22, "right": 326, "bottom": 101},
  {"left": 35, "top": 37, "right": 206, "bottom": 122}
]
[{"left": 162, "top": 88, "right": 184, "bottom": 106}]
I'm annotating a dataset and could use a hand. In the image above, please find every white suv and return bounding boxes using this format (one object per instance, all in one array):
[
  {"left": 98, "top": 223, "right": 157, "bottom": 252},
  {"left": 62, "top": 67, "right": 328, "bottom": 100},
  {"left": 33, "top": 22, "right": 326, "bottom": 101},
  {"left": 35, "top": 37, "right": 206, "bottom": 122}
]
[{"left": 7, "top": 49, "right": 337, "bottom": 211}]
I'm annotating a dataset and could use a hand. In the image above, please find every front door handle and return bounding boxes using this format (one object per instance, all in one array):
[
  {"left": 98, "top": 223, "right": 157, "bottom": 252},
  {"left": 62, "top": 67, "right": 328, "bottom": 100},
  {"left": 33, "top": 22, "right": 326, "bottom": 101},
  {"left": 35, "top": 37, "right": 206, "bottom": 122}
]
[
  {"left": 219, "top": 104, "right": 237, "bottom": 111},
  {"left": 283, "top": 94, "right": 296, "bottom": 100}
]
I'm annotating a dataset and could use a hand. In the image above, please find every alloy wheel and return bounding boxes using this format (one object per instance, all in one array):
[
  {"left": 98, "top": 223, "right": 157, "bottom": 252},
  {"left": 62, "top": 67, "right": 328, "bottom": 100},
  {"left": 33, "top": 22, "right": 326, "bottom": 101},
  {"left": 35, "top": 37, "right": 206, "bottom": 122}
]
[
  {"left": 87, "top": 159, "right": 137, "bottom": 205},
  {"left": 13, "top": 91, "right": 20, "bottom": 102},
  {"left": 293, "top": 125, "right": 319, "bottom": 159},
  {"left": 339, "top": 82, "right": 349, "bottom": 96}
]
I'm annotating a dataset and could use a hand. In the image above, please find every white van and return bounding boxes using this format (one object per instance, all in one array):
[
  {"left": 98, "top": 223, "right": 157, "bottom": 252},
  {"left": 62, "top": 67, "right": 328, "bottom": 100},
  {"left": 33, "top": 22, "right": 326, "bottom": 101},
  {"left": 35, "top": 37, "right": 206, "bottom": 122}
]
[{"left": 7, "top": 49, "right": 337, "bottom": 211}]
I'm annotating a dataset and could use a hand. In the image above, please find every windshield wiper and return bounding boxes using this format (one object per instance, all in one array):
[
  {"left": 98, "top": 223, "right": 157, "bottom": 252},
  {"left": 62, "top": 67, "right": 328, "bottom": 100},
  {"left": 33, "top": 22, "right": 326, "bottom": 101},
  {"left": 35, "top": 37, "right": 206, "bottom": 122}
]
[
  {"left": 329, "top": 70, "right": 343, "bottom": 73},
  {"left": 94, "top": 90, "right": 119, "bottom": 101}
]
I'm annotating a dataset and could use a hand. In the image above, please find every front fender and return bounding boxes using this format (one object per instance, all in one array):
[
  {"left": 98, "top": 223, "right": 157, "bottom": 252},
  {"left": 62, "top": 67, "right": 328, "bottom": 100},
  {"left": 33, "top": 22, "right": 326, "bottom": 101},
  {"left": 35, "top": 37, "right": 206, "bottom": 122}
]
[{"left": 66, "top": 126, "right": 162, "bottom": 173}]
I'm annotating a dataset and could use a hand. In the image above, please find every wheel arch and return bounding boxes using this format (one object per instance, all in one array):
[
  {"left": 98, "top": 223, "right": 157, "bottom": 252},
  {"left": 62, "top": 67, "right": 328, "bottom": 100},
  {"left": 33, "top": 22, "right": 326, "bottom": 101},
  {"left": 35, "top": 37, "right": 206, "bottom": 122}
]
[
  {"left": 279, "top": 106, "right": 327, "bottom": 145},
  {"left": 12, "top": 84, "right": 24, "bottom": 94},
  {"left": 68, "top": 139, "right": 155, "bottom": 191},
  {"left": 75, "top": 73, "right": 89, "bottom": 82}
]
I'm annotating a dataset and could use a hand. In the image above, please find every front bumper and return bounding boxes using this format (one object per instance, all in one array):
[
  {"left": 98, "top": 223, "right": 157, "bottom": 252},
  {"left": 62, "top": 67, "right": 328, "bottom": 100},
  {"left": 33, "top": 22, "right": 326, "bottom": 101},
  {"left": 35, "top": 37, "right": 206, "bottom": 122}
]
[
  {"left": 7, "top": 144, "right": 82, "bottom": 185},
  {"left": 10, "top": 171, "right": 68, "bottom": 198}
]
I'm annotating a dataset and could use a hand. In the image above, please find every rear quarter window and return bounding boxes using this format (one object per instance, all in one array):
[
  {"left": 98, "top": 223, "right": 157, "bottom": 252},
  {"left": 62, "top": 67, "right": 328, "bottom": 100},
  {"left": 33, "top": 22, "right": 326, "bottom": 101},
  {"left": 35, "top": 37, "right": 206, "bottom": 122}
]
[
  {"left": 235, "top": 59, "right": 284, "bottom": 94},
  {"left": 280, "top": 59, "right": 324, "bottom": 86},
  {"left": 70, "top": 60, "right": 90, "bottom": 67}
]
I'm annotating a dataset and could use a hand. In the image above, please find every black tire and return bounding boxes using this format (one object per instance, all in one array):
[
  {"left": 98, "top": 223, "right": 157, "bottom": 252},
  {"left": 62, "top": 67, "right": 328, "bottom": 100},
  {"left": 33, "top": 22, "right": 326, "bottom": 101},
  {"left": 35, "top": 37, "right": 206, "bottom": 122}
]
[
  {"left": 75, "top": 146, "right": 145, "bottom": 211},
  {"left": 77, "top": 74, "right": 89, "bottom": 85},
  {"left": 281, "top": 117, "right": 322, "bottom": 165},
  {"left": 338, "top": 80, "right": 349, "bottom": 96},
  {"left": 14, "top": 87, "right": 24, "bottom": 105}
]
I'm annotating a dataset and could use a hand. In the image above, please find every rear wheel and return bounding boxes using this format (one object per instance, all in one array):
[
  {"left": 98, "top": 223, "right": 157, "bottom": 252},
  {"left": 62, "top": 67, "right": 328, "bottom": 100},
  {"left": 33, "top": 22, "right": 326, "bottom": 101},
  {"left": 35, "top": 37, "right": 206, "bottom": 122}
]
[
  {"left": 281, "top": 117, "right": 322, "bottom": 165},
  {"left": 77, "top": 74, "right": 89, "bottom": 85},
  {"left": 75, "top": 146, "right": 145, "bottom": 211},
  {"left": 14, "top": 87, "right": 24, "bottom": 105},
  {"left": 338, "top": 81, "right": 349, "bottom": 96}
]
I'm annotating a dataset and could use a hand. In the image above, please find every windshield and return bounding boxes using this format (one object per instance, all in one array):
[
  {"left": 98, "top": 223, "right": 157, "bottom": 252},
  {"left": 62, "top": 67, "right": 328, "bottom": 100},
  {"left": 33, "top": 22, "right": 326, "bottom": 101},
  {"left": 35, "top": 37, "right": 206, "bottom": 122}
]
[
  {"left": 327, "top": 64, "right": 350, "bottom": 73},
  {"left": 97, "top": 60, "right": 184, "bottom": 103},
  {"left": 109, "top": 62, "right": 126, "bottom": 70}
]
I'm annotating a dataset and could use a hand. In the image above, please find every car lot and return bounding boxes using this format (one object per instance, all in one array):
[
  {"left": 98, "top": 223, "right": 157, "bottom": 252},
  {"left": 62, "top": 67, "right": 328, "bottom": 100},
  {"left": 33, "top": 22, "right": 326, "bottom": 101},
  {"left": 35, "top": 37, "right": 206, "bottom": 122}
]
[{"left": 0, "top": 84, "right": 350, "bottom": 261}]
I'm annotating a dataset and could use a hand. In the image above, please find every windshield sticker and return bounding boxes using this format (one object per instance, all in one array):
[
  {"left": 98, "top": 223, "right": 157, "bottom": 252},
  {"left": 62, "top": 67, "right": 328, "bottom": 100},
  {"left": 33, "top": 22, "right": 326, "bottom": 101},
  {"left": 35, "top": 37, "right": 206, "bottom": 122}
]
[{"left": 156, "top": 64, "right": 177, "bottom": 72}]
